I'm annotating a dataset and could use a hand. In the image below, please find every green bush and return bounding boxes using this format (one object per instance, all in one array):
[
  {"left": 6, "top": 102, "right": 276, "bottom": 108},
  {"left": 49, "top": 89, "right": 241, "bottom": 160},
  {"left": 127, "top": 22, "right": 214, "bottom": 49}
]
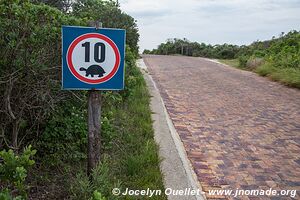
[
  {"left": 238, "top": 31, "right": 299, "bottom": 70},
  {"left": 37, "top": 103, "right": 87, "bottom": 164},
  {"left": 0, "top": 146, "right": 36, "bottom": 198},
  {"left": 149, "top": 39, "right": 239, "bottom": 59},
  {"left": 253, "top": 50, "right": 266, "bottom": 58},
  {"left": 101, "top": 113, "right": 117, "bottom": 151},
  {"left": 0, "top": 189, "right": 24, "bottom": 200},
  {"left": 256, "top": 63, "right": 277, "bottom": 76},
  {"left": 239, "top": 31, "right": 300, "bottom": 87},
  {"left": 0, "top": 0, "right": 85, "bottom": 150},
  {"left": 267, "top": 31, "right": 300, "bottom": 69},
  {"left": 69, "top": 158, "right": 119, "bottom": 200},
  {"left": 238, "top": 56, "right": 248, "bottom": 68},
  {"left": 89, "top": 190, "right": 107, "bottom": 200}
]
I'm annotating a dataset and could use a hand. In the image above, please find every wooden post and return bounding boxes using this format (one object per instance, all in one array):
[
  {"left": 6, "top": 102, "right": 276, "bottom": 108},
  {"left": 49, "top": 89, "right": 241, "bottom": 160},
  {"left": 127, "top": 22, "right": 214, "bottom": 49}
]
[
  {"left": 87, "top": 20, "right": 102, "bottom": 177},
  {"left": 87, "top": 89, "right": 101, "bottom": 177}
]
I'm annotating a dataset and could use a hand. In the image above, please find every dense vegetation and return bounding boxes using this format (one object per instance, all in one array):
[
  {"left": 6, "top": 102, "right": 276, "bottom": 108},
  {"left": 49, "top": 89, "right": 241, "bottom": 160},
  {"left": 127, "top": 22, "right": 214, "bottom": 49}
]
[
  {"left": 0, "top": 0, "right": 165, "bottom": 199},
  {"left": 143, "top": 38, "right": 240, "bottom": 59},
  {"left": 237, "top": 31, "right": 300, "bottom": 88},
  {"left": 145, "top": 31, "right": 300, "bottom": 88}
]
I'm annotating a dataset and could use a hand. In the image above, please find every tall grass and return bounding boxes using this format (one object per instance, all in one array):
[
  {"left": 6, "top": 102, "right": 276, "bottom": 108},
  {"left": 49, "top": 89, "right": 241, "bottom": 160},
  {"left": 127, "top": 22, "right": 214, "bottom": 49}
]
[
  {"left": 256, "top": 64, "right": 300, "bottom": 88},
  {"left": 69, "top": 64, "right": 167, "bottom": 199}
]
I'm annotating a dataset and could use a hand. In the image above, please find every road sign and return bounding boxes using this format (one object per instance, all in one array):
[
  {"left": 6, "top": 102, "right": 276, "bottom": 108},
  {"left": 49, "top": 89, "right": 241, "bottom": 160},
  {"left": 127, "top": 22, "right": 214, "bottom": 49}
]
[{"left": 62, "top": 26, "right": 125, "bottom": 90}]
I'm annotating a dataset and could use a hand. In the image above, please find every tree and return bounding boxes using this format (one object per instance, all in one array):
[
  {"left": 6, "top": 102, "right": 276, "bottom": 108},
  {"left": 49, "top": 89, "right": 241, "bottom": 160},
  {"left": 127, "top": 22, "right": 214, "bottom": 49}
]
[
  {"left": 142, "top": 49, "right": 151, "bottom": 54},
  {"left": 72, "top": 0, "right": 139, "bottom": 56},
  {"left": 31, "top": 0, "right": 73, "bottom": 12}
]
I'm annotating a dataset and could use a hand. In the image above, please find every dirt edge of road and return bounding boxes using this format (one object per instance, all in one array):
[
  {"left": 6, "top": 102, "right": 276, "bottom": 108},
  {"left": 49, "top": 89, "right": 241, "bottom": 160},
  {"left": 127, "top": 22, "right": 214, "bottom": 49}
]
[{"left": 137, "top": 59, "right": 206, "bottom": 200}]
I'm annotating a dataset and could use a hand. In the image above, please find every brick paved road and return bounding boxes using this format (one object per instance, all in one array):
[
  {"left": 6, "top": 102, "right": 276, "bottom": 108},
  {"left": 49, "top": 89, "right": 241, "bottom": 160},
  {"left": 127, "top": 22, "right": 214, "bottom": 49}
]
[{"left": 143, "top": 55, "right": 300, "bottom": 200}]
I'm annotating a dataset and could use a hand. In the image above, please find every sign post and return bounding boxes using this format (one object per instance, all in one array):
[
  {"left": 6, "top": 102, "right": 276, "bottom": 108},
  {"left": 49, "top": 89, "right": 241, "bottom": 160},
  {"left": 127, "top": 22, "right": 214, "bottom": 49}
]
[
  {"left": 87, "top": 88, "right": 101, "bottom": 176},
  {"left": 87, "top": 21, "right": 101, "bottom": 177},
  {"left": 62, "top": 23, "right": 126, "bottom": 176}
]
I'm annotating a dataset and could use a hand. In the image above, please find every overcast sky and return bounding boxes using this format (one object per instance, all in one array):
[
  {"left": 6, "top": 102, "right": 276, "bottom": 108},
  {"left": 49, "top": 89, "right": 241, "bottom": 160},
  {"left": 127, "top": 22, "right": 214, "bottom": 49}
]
[{"left": 119, "top": 0, "right": 300, "bottom": 51}]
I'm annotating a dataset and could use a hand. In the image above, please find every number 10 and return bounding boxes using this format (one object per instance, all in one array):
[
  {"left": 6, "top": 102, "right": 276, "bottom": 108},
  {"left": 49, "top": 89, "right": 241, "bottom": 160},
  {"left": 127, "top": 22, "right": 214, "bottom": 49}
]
[{"left": 82, "top": 42, "right": 105, "bottom": 63}]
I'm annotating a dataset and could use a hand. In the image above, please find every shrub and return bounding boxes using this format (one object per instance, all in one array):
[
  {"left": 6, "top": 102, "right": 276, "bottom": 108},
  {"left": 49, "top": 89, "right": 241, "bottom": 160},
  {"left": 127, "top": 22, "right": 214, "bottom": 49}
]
[
  {"left": 69, "top": 158, "right": 119, "bottom": 200},
  {"left": 0, "top": 0, "right": 85, "bottom": 150},
  {"left": 37, "top": 103, "right": 87, "bottom": 164},
  {"left": 256, "top": 63, "right": 277, "bottom": 76},
  {"left": 238, "top": 56, "right": 248, "bottom": 68},
  {"left": 267, "top": 31, "right": 300, "bottom": 69},
  {"left": 0, "top": 145, "right": 36, "bottom": 198},
  {"left": 0, "top": 189, "right": 24, "bottom": 200}
]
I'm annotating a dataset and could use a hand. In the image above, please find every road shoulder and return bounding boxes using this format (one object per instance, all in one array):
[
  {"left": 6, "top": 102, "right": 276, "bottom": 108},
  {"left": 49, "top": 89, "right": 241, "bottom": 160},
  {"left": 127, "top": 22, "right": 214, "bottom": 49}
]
[{"left": 137, "top": 59, "right": 205, "bottom": 200}]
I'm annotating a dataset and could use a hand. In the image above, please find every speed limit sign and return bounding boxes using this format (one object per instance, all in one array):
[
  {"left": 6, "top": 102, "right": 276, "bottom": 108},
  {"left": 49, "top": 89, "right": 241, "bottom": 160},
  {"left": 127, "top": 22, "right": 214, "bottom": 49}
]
[{"left": 62, "top": 26, "right": 125, "bottom": 90}]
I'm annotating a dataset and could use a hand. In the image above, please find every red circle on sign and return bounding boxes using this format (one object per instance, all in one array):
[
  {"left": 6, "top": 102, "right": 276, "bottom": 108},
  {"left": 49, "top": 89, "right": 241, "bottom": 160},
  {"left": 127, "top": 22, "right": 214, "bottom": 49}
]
[{"left": 67, "top": 33, "right": 120, "bottom": 84}]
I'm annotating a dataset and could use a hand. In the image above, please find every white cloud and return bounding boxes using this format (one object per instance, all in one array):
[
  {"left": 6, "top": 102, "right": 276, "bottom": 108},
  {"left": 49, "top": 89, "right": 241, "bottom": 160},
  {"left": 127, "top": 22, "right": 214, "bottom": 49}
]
[{"left": 119, "top": 0, "right": 300, "bottom": 52}]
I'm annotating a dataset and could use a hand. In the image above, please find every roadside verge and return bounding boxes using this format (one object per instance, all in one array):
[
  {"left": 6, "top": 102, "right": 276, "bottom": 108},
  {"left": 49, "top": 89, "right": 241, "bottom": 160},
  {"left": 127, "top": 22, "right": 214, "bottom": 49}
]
[{"left": 137, "top": 59, "right": 205, "bottom": 200}]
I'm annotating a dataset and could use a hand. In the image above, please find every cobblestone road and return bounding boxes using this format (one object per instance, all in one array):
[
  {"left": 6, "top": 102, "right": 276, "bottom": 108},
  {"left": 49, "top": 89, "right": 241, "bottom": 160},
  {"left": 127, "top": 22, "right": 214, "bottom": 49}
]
[{"left": 143, "top": 55, "right": 300, "bottom": 200}]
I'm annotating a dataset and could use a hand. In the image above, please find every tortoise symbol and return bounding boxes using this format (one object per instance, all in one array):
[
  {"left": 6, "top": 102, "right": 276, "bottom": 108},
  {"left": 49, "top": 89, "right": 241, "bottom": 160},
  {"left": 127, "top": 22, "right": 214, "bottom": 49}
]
[{"left": 79, "top": 65, "right": 106, "bottom": 77}]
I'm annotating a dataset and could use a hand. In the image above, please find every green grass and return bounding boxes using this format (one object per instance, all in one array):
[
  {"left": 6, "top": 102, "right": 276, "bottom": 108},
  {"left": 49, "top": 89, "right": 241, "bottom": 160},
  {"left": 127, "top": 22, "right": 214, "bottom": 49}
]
[
  {"left": 107, "top": 67, "right": 166, "bottom": 197},
  {"left": 69, "top": 65, "right": 167, "bottom": 199},
  {"left": 219, "top": 59, "right": 300, "bottom": 89},
  {"left": 256, "top": 63, "right": 300, "bottom": 88},
  {"left": 218, "top": 59, "right": 243, "bottom": 69}
]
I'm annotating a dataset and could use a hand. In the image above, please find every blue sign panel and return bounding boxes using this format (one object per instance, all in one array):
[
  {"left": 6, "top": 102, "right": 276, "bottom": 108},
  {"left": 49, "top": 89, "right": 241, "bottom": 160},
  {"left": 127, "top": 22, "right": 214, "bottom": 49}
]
[{"left": 62, "top": 26, "right": 126, "bottom": 90}]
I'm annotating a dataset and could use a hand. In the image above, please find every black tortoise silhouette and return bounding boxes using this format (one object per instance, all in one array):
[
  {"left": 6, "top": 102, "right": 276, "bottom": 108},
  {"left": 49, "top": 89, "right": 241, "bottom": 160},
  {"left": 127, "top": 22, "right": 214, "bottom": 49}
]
[{"left": 79, "top": 65, "right": 106, "bottom": 77}]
